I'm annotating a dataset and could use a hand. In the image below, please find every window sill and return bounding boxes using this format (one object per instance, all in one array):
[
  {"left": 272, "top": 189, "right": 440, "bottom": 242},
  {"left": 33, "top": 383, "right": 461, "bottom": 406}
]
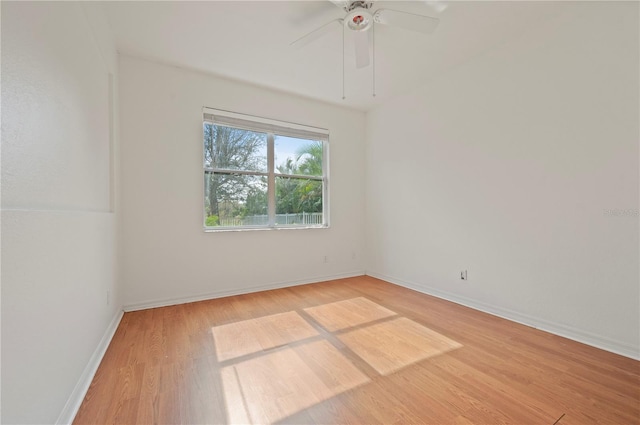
[{"left": 203, "top": 224, "right": 329, "bottom": 233}]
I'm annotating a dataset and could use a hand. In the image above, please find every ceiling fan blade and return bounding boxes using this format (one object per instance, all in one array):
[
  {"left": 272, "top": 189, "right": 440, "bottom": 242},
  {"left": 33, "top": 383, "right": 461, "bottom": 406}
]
[
  {"left": 374, "top": 9, "right": 440, "bottom": 34},
  {"left": 327, "top": 0, "right": 348, "bottom": 10},
  {"left": 424, "top": 1, "right": 449, "bottom": 13},
  {"left": 353, "top": 30, "right": 370, "bottom": 69},
  {"left": 290, "top": 19, "right": 342, "bottom": 49}
]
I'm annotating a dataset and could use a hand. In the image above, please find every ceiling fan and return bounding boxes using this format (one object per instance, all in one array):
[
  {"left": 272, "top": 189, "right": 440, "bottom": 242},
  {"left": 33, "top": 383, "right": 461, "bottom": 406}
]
[{"left": 291, "top": 1, "right": 441, "bottom": 70}]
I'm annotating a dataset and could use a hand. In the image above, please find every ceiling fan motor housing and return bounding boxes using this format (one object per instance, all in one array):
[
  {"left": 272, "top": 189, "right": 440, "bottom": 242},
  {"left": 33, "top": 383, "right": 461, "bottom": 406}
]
[{"left": 344, "top": 1, "right": 373, "bottom": 31}]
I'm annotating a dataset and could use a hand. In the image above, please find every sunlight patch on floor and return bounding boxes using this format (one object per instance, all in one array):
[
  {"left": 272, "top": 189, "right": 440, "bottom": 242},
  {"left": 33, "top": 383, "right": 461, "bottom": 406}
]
[
  {"left": 212, "top": 311, "right": 319, "bottom": 361},
  {"left": 221, "top": 340, "right": 370, "bottom": 424},
  {"left": 339, "top": 317, "right": 463, "bottom": 375},
  {"left": 304, "top": 297, "right": 396, "bottom": 331},
  {"left": 214, "top": 298, "right": 462, "bottom": 423}
]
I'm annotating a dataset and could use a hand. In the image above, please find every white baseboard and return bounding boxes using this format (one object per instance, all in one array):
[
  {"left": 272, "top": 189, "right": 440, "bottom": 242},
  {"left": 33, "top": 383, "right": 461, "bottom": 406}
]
[
  {"left": 124, "top": 271, "right": 366, "bottom": 312},
  {"left": 56, "top": 309, "right": 124, "bottom": 425},
  {"left": 367, "top": 271, "right": 640, "bottom": 361}
]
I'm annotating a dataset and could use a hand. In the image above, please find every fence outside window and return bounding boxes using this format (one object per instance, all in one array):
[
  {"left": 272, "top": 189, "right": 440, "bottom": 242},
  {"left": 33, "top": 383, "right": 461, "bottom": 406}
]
[{"left": 218, "top": 212, "right": 323, "bottom": 227}]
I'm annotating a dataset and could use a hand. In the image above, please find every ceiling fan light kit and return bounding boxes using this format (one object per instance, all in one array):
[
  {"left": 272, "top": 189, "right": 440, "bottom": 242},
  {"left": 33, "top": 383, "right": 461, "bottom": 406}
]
[
  {"left": 292, "top": 0, "right": 440, "bottom": 100},
  {"left": 344, "top": 1, "right": 373, "bottom": 32}
]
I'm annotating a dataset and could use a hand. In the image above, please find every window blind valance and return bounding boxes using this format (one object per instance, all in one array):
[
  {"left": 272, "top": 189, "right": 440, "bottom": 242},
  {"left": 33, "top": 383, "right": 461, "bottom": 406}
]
[{"left": 203, "top": 108, "right": 329, "bottom": 142}]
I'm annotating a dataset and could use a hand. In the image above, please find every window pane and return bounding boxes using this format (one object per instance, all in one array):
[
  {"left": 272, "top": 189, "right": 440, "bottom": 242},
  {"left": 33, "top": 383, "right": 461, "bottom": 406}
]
[
  {"left": 274, "top": 136, "right": 323, "bottom": 177},
  {"left": 204, "top": 123, "right": 267, "bottom": 172},
  {"left": 275, "top": 177, "right": 323, "bottom": 226},
  {"left": 205, "top": 173, "right": 268, "bottom": 227}
]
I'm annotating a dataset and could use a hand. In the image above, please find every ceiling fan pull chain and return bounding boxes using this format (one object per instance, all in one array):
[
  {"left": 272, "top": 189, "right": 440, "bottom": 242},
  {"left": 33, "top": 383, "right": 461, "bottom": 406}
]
[
  {"left": 372, "top": 22, "right": 376, "bottom": 98},
  {"left": 342, "top": 23, "right": 346, "bottom": 100}
]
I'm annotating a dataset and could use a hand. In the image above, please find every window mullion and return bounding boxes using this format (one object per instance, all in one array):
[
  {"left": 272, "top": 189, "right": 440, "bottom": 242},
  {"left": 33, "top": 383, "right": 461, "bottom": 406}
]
[
  {"left": 267, "top": 133, "right": 276, "bottom": 227},
  {"left": 205, "top": 168, "right": 268, "bottom": 177},
  {"left": 276, "top": 173, "right": 323, "bottom": 180},
  {"left": 323, "top": 138, "right": 329, "bottom": 226}
]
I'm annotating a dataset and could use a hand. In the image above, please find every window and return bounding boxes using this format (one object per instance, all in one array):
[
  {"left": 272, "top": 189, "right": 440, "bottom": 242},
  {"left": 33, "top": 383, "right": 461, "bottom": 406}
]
[{"left": 203, "top": 108, "right": 329, "bottom": 230}]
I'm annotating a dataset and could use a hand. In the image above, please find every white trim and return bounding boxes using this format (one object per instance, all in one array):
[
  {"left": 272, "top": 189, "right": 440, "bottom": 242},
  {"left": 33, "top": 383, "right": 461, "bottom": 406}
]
[
  {"left": 267, "top": 133, "right": 276, "bottom": 227},
  {"left": 322, "top": 135, "right": 330, "bottom": 227},
  {"left": 203, "top": 107, "right": 329, "bottom": 137},
  {"left": 124, "top": 271, "right": 365, "bottom": 312},
  {"left": 56, "top": 309, "right": 124, "bottom": 425},
  {"left": 202, "top": 109, "right": 329, "bottom": 231},
  {"left": 366, "top": 271, "right": 640, "bottom": 361}
]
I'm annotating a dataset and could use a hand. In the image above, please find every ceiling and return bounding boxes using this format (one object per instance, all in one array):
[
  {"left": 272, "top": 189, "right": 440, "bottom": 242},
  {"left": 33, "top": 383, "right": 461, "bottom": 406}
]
[{"left": 102, "top": 1, "right": 570, "bottom": 111}]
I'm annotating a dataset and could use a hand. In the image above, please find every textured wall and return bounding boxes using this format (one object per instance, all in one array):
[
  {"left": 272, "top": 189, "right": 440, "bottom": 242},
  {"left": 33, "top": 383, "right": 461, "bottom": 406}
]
[
  {"left": 118, "top": 56, "right": 366, "bottom": 309},
  {"left": 365, "top": 2, "right": 639, "bottom": 358},
  {"left": 1, "top": 2, "right": 121, "bottom": 423}
]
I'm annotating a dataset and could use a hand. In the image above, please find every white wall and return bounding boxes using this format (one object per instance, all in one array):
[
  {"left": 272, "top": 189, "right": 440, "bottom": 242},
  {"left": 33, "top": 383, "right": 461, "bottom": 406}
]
[
  {"left": 119, "top": 56, "right": 366, "bottom": 309},
  {"left": 1, "top": 2, "right": 121, "bottom": 423},
  {"left": 366, "top": 2, "right": 639, "bottom": 358}
]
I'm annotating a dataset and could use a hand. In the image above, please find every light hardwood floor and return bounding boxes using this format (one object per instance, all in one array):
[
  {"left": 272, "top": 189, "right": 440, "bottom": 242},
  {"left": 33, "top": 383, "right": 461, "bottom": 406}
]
[{"left": 74, "top": 276, "right": 639, "bottom": 424}]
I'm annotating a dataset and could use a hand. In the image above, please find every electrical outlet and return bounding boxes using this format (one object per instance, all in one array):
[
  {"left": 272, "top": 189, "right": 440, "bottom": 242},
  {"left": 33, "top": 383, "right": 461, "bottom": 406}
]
[
  {"left": 324, "top": 255, "right": 329, "bottom": 263},
  {"left": 461, "top": 270, "right": 467, "bottom": 280}
]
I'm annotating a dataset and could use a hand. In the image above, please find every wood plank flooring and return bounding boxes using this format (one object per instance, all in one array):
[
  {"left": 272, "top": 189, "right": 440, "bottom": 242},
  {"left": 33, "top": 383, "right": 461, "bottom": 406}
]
[{"left": 74, "top": 276, "right": 640, "bottom": 424}]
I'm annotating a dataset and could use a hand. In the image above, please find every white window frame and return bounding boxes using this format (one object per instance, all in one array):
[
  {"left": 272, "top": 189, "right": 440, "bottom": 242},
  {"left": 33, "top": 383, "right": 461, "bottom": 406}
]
[{"left": 203, "top": 107, "right": 330, "bottom": 231}]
